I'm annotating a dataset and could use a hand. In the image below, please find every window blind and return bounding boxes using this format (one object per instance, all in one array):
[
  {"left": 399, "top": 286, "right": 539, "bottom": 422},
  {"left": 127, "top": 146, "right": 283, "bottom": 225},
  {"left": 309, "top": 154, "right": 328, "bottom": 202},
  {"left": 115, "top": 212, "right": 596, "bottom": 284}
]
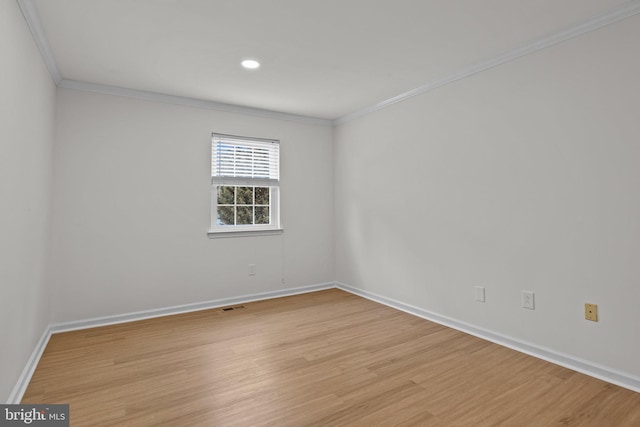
[{"left": 211, "top": 133, "right": 279, "bottom": 187}]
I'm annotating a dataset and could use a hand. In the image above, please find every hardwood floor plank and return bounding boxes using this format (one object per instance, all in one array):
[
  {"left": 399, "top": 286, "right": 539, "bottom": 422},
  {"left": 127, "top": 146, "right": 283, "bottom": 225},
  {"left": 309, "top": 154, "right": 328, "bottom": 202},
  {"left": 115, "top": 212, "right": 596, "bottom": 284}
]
[{"left": 22, "top": 289, "right": 640, "bottom": 426}]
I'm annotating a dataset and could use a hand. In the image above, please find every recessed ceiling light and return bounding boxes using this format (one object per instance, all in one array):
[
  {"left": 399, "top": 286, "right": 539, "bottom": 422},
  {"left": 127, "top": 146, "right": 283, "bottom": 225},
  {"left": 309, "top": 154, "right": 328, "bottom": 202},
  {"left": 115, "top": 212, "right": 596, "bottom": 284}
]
[{"left": 241, "top": 59, "right": 260, "bottom": 69}]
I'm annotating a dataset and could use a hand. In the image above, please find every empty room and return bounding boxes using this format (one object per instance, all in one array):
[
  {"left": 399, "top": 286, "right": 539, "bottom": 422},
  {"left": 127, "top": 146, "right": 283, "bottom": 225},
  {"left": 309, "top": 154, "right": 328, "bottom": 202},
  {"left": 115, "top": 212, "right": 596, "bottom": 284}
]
[{"left": 2, "top": 0, "right": 640, "bottom": 425}]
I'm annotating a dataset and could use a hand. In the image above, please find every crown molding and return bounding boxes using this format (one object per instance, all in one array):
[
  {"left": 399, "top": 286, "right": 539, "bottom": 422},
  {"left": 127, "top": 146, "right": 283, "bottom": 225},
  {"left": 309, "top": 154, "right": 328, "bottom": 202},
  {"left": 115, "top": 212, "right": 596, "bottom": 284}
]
[
  {"left": 58, "top": 79, "right": 333, "bottom": 126},
  {"left": 16, "top": 0, "right": 61, "bottom": 84},
  {"left": 17, "top": 0, "right": 331, "bottom": 126},
  {"left": 17, "top": 0, "right": 640, "bottom": 127},
  {"left": 335, "top": 0, "right": 640, "bottom": 125}
]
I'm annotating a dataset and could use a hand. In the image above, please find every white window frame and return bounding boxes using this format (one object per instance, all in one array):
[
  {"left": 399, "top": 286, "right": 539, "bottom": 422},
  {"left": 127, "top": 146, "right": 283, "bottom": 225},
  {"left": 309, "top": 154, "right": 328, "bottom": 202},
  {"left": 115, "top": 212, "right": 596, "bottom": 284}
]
[{"left": 208, "top": 133, "right": 282, "bottom": 238}]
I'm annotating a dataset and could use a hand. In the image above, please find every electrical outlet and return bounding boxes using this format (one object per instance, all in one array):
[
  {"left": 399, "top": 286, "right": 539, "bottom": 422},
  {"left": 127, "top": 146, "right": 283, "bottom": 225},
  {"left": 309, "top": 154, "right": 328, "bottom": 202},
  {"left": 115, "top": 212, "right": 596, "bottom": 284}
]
[
  {"left": 248, "top": 264, "right": 256, "bottom": 276},
  {"left": 522, "top": 291, "right": 535, "bottom": 310},
  {"left": 585, "top": 303, "right": 598, "bottom": 321},
  {"left": 475, "top": 286, "right": 486, "bottom": 302}
]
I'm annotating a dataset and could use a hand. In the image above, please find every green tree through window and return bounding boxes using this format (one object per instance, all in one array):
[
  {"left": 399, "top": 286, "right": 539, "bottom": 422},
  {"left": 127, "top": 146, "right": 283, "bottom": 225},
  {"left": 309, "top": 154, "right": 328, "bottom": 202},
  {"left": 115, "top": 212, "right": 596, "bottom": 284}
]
[{"left": 216, "top": 186, "right": 272, "bottom": 226}]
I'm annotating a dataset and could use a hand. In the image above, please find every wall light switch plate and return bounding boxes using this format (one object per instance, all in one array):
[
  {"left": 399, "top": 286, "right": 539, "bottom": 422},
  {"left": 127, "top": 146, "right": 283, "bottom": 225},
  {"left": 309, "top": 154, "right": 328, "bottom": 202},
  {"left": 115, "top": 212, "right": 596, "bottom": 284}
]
[
  {"left": 475, "top": 286, "right": 486, "bottom": 302},
  {"left": 522, "top": 291, "right": 535, "bottom": 310}
]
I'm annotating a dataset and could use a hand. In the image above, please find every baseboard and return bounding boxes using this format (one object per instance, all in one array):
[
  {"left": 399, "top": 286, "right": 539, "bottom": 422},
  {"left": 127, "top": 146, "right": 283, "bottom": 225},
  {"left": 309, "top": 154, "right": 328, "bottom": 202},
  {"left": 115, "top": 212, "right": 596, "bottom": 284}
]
[
  {"left": 7, "top": 328, "right": 51, "bottom": 404},
  {"left": 9, "top": 282, "right": 335, "bottom": 403},
  {"left": 50, "top": 282, "right": 336, "bottom": 333},
  {"left": 336, "top": 282, "right": 640, "bottom": 394},
  {"left": 15, "top": 280, "right": 637, "bottom": 404}
]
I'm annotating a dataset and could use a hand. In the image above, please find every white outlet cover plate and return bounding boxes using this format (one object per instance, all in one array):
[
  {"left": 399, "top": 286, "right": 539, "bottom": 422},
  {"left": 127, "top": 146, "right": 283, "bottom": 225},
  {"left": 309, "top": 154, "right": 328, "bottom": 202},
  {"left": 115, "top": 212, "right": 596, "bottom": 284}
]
[
  {"left": 522, "top": 291, "right": 535, "bottom": 310},
  {"left": 475, "top": 286, "right": 486, "bottom": 302}
]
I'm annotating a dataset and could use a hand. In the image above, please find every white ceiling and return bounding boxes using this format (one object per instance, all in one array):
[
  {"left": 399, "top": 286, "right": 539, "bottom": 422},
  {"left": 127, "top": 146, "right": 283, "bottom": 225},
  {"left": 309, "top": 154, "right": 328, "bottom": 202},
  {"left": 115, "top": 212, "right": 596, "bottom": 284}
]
[{"left": 28, "top": 0, "right": 639, "bottom": 121}]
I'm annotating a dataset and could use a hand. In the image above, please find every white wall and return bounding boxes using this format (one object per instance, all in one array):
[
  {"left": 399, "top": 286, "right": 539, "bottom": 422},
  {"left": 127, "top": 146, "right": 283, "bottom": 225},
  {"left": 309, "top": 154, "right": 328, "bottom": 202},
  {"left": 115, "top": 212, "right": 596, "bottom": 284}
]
[
  {"left": 0, "top": 1, "right": 56, "bottom": 402},
  {"left": 50, "top": 89, "right": 334, "bottom": 323},
  {"left": 335, "top": 16, "right": 640, "bottom": 378}
]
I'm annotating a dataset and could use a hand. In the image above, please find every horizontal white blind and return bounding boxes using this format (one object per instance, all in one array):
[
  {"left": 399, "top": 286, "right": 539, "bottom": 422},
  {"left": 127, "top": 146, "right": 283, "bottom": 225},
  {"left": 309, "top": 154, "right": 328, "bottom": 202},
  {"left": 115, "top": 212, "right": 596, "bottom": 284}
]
[{"left": 212, "top": 133, "right": 279, "bottom": 186}]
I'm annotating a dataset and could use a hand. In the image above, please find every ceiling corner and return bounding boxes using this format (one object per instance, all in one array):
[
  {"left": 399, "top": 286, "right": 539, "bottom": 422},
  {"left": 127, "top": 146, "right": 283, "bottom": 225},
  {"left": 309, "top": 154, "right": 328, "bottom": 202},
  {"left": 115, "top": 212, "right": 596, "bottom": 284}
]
[{"left": 17, "top": 0, "right": 62, "bottom": 84}]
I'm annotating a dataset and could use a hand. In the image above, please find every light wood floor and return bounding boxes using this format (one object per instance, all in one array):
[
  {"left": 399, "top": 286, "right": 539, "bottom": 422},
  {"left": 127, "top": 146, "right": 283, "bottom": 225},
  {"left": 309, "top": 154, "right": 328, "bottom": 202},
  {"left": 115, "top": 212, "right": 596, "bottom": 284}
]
[{"left": 23, "top": 289, "right": 640, "bottom": 426}]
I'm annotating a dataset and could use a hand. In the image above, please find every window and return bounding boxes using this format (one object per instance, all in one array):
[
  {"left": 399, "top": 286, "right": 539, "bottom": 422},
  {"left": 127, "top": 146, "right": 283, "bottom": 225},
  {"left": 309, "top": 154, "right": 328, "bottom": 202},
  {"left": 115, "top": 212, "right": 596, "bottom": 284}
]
[{"left": 209, "top": 133, "right": 281, "bottom": 237}]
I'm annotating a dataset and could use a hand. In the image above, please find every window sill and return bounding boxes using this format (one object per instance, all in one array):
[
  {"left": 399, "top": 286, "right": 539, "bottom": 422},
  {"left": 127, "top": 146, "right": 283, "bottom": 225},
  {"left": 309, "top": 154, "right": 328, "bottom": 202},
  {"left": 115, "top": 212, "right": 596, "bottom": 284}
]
[{"left": 207, "top": 228, "right": 284, "bottom": 239}]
